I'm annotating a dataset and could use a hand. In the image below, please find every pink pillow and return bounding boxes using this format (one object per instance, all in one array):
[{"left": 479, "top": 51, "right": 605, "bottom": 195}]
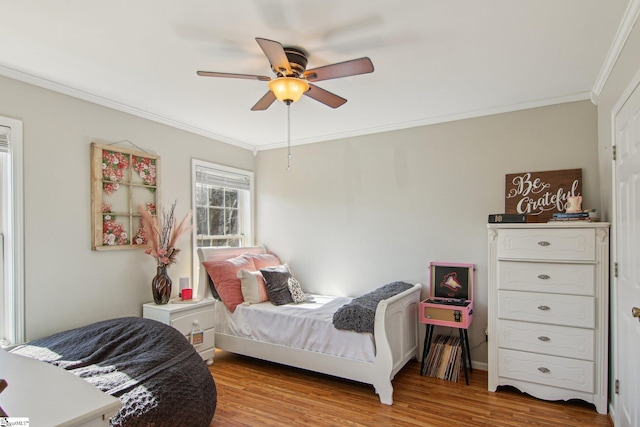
[
  {"left": 203, "top": 255, "right": 256, "bottom": 312},
  {"left": 245, "top": 252, "right": 281, "bottom": 270}
]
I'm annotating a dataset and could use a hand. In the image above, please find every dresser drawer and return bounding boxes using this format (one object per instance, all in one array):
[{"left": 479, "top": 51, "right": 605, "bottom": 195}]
[
  {"left": 497, "top": 228, "right": 595, "bottom": 261},
  {"left": 497, "top": 319, "right": 595, "bottom": 360},
  {"left": 498, "top": 349, "right": 594, "bottom": 393},
  {"left": 498, "top": 261, "right": 595, "bottom": 296},
  {"left": 171, "top": 308, "right": 215, "bottom": 336},
  {"left": 498, "top": 290, "right": 594, "bottom": 328}
]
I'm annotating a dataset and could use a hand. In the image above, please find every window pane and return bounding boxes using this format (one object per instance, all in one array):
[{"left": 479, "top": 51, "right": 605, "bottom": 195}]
[
  {"left": 219, "top": 238, "right": 240, "bottom": 247},
  {"left": 196, "top": 206, "right": 207, "bottom": 235},
  {"left": 225, "top": 190, "right": 238, "bottom": 209},
  {"left": 225, "top": 209, "right": 238, "bottom": 235},
  {"left": 209, "top": 188, "right": 223, "bottom": 207},
  {"left": 195, "top": 186, "right": 207, "bottom": 205},
  {"left": 209, "top": 207, "right": 224, "bottom": 235},
  {"left": 227, "top": 238, "right": 240, "bottom": 247}
]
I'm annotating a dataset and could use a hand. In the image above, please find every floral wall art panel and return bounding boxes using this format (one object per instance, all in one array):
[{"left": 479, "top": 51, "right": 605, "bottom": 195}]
[{"left": 91, "top": 142, "right": 160, "bottom": 250}]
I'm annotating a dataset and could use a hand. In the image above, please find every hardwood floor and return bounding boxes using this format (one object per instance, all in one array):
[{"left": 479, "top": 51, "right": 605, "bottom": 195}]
[{"left": 208, "top": 350, "right": 612, "bottom": 427}]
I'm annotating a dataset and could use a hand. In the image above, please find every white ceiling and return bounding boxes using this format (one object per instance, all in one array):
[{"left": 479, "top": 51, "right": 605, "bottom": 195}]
[{"left": 0, "top": 0, "right": 629, "bottom": 151}]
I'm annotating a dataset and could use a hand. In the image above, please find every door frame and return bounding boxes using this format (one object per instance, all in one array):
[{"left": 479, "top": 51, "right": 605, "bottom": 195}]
[{"left": 610, "top": 64, "right": 640, "bottom": 423}]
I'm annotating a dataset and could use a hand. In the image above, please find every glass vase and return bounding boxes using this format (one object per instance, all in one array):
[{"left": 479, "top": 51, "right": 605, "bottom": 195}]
[{"left": 151, "top": 265, "right": 172, "bottom": 304}]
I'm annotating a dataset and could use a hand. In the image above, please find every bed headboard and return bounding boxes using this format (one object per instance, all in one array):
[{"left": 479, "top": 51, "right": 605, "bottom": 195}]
[{"left": 196, "top": 246, "right": 267, "bottom": 299}]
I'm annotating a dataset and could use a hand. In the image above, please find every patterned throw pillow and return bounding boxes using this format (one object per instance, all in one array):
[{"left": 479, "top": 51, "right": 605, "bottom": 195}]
[{"left": 288, "top": 277, "right": 306, "bottom": 303}]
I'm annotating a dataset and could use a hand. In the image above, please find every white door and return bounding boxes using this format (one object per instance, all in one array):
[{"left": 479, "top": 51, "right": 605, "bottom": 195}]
[{"left": 614, "top": 81, "right": 640, "bottom": 427}]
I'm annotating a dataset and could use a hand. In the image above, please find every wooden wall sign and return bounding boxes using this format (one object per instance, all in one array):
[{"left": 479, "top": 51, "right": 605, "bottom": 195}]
[{"left": 505, "top": 168, "right": 582, "bottom": 222}]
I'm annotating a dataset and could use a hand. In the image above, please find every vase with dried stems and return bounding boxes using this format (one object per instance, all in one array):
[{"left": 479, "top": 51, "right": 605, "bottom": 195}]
[{"left": 139, "top": 201, "right": 192, "bottom": 304}]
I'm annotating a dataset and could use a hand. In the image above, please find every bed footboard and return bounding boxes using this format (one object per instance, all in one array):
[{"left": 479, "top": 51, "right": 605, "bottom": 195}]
[{"left": 372, "top": 283, "right": 421, "bottom": 404}]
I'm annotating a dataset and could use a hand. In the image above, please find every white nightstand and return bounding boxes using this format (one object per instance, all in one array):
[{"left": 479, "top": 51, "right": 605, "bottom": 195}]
[{"left": 143, "top": 298, "right": 216, "bottom": 365}]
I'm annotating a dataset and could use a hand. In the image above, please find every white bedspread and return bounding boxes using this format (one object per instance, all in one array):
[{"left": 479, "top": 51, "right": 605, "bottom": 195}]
[{"left": 215, "top": 295, "right": 376, "bottom": 363}]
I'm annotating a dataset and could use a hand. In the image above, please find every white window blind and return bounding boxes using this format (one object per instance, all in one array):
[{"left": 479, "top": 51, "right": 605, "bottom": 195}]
[{"left": 195, "top": 165, "right": 251, "bottom": 191}]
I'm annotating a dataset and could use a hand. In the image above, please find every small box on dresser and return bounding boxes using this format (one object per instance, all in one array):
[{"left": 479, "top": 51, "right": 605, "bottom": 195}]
[
  {"left": 487, "top": 222, "right": 610, "bottom": 414},
  {"left": 143, "top": 298, "right": 216, "bottom": 365}
]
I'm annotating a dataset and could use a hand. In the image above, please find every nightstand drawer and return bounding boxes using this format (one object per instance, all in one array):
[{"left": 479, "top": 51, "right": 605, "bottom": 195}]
[
  {"left": 497, "top": 319, "right": 595, "bottom": 360},
  {"left": 498, "top": 348, "right": 594, "bottom": 393},
  {"left": 498, "top": 290, "right": 594, "bottom": 328},
  {"left": 498, "top": 261, "right": 595, "bottom": 296},
  {"left": 186, "top": 328, "right": 215, "bottom": 352},
  {"left": 171, "top": 308, "right": 215, "bottom": 336},
  {"left": 497, "top": 228, "right": 595, "bottom": 261}
]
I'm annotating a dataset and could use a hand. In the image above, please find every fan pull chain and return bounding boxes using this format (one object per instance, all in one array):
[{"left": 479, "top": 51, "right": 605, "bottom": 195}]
[{"left": 286, "top": 102, "right": 292, "bottom": 171}]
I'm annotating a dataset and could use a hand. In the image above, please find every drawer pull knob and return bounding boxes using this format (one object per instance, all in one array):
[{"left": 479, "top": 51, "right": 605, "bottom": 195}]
[
  {"left": 537, "top": 305, "right": 550, "bottom": 311},
  {"left": 538, "top": 367, "right": 550, "bottom": 374},
  {"left": 538, "top": 241, "right": 551, "bottom": 247},
  {"left": 538, "top": 274, "right": 550, "bottom": 280},
  {"left": 538, "top": 336, "right": 550, "bottom": 342}
]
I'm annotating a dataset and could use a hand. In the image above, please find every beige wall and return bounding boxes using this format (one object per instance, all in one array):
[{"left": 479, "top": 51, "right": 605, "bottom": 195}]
[
  {"left": 256, "top": 100, "right": 601, "bottom": 366},
  {"left": 0, "top": 75, "right": 255, "bottom": 341}
]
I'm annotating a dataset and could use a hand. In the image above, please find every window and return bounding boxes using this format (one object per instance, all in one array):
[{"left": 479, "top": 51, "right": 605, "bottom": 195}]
[
  {"left": 191, "top": 159, "right": 253, "bottom": 280},
  {"left": 0, "top": 117, "right": 25, "bottom": 347}
]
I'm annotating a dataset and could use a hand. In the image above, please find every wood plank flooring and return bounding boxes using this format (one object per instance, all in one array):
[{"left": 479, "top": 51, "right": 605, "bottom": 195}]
[{"left": 208, "top": 350, "right": 612, "bottom": 427}]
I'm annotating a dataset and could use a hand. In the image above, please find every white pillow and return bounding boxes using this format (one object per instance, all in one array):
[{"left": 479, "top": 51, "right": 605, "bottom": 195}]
[{"left": 237, "top": 269, "right": 269, "bottom": 304}]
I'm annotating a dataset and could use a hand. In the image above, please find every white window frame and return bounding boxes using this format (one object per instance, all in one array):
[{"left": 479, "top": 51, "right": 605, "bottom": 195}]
[
  {"left": 191, "top": 159, "right": 254, "bottom": 294},
  {"left": 0, "top": 116, "right": 25, "bottom": 347}
]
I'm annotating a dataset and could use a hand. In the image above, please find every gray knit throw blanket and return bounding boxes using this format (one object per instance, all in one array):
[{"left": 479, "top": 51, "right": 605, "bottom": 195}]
[{"left": 332, "top": 281, "right": 413, "bottom": 333}]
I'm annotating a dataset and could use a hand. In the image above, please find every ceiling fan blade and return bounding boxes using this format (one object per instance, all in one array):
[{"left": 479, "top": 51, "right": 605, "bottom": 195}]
[
  {"left": 304, "top": 83, "right": 347, "bottom": 108},
  {"left": 304, "top": 57, "right": 374, "bottom": 82},
  {"left": 251, "top": 91, "right": 277, "bottom": 111},
  {"left": 197, "top": 71, "right": 271, "bottom": 81},
  {"left": 255, "top": 37, "right": 292, "bottom": 76}
]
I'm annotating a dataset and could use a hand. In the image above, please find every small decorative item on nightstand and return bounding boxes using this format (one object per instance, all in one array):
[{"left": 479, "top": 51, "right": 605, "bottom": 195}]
[{"left": 151, "top": 265, "right": 172, "bottom": 305}]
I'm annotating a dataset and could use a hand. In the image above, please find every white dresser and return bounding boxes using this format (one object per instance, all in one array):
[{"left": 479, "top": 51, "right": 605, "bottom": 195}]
[
  {"left": 143, "top": 298, "right": 216, "bottom": 365},
  {"left": 487, "top": 223, "right": 610, "bottom": 414}
]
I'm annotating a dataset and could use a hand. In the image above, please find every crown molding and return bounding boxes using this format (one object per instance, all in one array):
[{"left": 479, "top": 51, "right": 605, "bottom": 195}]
[
  {"left": 255, "top": 92, "right": 592, "bottom": 151},
  {"left": 0, "top": 64, "right": 597, "bottom": 153},
  {"left": 591, "top": 0, "right": 640, "bottom": 104},
  {"left": 0, "top": 64, "right": 255, "bottom": 151}
]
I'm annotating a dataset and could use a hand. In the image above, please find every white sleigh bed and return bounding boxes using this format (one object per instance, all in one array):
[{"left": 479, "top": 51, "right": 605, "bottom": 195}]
[{"left": 197, "top": 246, "right": 421, "bottom": 405}]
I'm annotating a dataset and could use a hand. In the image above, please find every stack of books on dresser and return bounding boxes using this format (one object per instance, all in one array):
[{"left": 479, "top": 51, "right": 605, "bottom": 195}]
[
  {"left": 488, "top": 213, "right": 539, "bottom": 223},
  {"left": 548, "top": 209, "right": 600, "bottom": 222}
]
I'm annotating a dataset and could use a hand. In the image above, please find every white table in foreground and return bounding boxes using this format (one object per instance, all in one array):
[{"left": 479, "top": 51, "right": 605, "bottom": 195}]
[{"left": 0, "top": 348, "right": 121, "bottom": 426}]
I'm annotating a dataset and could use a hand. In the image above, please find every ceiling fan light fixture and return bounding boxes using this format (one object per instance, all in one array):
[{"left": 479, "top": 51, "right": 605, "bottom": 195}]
[{"left": 268, "top": 77, "right": 309, "bottom": 104}]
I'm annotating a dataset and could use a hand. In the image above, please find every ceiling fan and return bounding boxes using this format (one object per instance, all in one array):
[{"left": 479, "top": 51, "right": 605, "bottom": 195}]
[{"left": 197, "top": 37, "right": 374, "bottom": 111}]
